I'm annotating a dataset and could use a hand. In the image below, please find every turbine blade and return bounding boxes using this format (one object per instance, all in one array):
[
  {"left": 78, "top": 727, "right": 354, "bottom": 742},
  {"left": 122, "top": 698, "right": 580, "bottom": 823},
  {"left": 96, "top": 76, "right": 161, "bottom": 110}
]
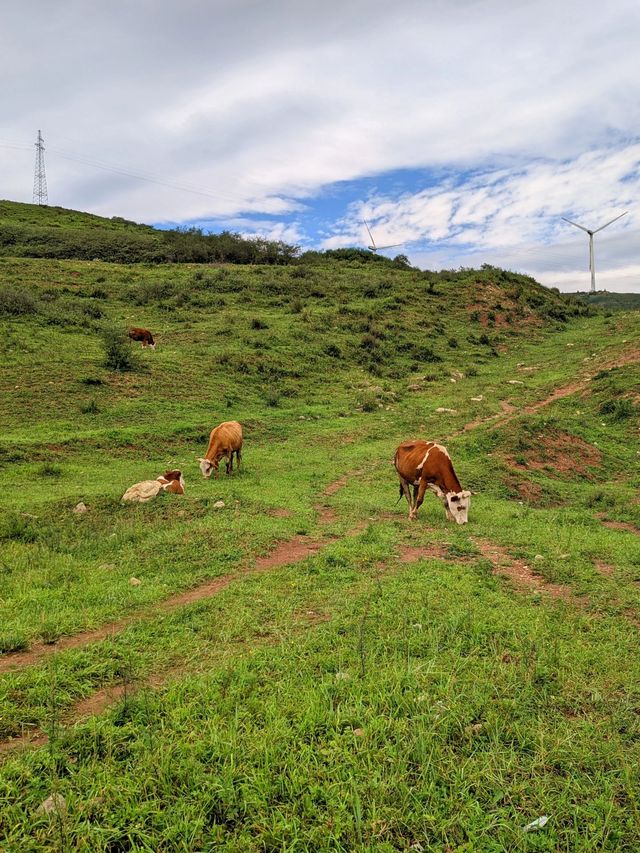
[
  {"left": 593, "top": 211, "right": 628, "bottom": 233},
  {"left": 562, "top": 217, "right": 590, "bottom": 234},
  {"left": 363, "top": 219, "right": 376, "bottom": 249},
  {"left": 377, "top": 243, "right": 404, "bottom": 250}
]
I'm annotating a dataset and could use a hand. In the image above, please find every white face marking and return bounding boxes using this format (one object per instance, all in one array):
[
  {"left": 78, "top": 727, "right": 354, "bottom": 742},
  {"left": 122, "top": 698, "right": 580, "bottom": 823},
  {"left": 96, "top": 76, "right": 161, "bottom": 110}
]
[
  {"left": 199, "top": 459, "right": 213, "bottom": 478},
  {"left": 446, "top": 491, "right": 470, "bottom": 524}
]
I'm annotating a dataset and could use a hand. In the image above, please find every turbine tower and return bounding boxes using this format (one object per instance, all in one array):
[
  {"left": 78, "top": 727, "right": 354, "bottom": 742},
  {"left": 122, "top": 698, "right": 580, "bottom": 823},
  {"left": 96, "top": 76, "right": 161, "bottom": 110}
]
[
  {"left": 562, "top": 211, "right": 627, "bottom": 294},
  {"left": 32, "top": 130, "right": 48, "bottom": 205}
]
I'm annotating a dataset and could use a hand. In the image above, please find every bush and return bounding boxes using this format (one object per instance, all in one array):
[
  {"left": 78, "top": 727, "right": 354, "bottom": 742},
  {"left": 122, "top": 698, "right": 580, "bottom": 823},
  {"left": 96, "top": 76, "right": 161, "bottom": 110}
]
[
  {"left": 81, "top": 398, "right": 100, "bottom": 414},
  {"left": 102, "top": 328, "right": 139, "bottom": 372},
  {"left": 0, "top": 287, "right": 38, "bottom": 316},
  {"left": 251, "top": 318, "right": 269, "bottom": 330},
  {"left": 599, "top": 399, "right": 636, "bottom": 421}
]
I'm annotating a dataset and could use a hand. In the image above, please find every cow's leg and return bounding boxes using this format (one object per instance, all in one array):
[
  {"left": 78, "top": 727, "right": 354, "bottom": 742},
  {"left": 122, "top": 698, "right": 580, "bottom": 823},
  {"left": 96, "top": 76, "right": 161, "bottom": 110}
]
[
  {"left": 410, "top": 480, "right": 428, "bottom": 520},
  {"left": 226, "top": 453, "right": 232, "bottom": 474},
  {"left": 236, "top": 447, "right": 242, "bottom": 469},
  {"left": 399, "top": 477, "right": 412, "bottom": 514}
]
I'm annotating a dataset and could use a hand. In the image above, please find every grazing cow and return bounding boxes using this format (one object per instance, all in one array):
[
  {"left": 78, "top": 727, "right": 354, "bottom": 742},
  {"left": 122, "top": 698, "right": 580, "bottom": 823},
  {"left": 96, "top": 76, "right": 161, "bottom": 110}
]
[
  {"left": 198, "top": 421, "right": 243, "bottom": 478},
  {"left": 394, "top": 440, "right": 470, "bottom": 523},
  {"left": 122, "top": 469, "right": 185, "bottom": 503},
  {"left": 128, "top": 327, "right": 156, "bottom": 348}
]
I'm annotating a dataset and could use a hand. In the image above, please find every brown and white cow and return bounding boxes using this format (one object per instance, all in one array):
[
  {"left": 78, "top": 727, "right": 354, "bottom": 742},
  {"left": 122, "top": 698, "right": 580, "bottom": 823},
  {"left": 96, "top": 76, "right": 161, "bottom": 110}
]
[
  {"left": 128, "top": 327, "right": 156, "bottom": 348},
  {"left": 122, "top": 469, "right": 185, "bottom": 503},
  {"left": 198, "top": 421, "right": 243, "bottom": 478},
  {"left": 394, "top": 440, "right": 470, "bottom": 523}
]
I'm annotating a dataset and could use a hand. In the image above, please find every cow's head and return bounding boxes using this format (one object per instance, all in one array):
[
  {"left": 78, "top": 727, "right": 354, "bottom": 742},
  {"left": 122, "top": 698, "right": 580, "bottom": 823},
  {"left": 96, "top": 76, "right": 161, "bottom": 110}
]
[
  {"left": 446, "top": 490, "right": 471, "bottom": 524},
  {"left": 197, "top": 457, "right": 217, "bottom": 479}
]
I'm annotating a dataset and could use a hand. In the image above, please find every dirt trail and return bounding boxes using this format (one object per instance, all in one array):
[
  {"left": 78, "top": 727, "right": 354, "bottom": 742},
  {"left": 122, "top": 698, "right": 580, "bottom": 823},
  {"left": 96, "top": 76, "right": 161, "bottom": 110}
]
[
  {"left": 0, "top": 472, "right": 360, "bottom": 676},
  {"left": 459, "top": 347, "right": 640, "bottom": 435},
  {"left": 0, "top": 535, "right": 324, "bottom": 675},
  {"left": 472, "top": 538, "right": 579, "bottom": 601},
  {"left": 0, "top": 614, "right": 333, "bottom": 757}
]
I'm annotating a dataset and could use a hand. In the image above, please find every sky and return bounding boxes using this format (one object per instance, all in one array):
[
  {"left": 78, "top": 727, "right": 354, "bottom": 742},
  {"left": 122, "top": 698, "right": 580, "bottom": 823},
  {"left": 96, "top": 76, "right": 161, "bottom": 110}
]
[{"left": 1, "top": 0, "right": 638, "bottom": 291}]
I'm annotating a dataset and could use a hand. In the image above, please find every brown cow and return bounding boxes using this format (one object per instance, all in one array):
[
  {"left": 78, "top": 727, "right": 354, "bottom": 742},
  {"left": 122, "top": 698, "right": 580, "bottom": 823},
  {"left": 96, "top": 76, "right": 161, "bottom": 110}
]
[
  {"left": 198, "top": 421, "right": 243, "bottom": 478},
  {"left": 128, "top": 327, "right": 155, "bottom": 348},
  {"left": 394, "top": 440, "right": 470, "bottom": 523}
]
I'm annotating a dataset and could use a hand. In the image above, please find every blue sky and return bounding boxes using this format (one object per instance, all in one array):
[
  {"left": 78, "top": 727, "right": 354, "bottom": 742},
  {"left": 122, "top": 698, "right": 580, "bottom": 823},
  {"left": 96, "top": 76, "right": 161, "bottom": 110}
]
[{"left": 1, "top": 0, "right": 638, "bottom": 290}]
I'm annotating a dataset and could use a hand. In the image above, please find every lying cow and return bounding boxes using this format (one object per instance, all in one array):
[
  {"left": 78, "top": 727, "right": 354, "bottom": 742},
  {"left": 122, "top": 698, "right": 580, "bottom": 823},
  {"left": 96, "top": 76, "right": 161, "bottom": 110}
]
[
  {"left": 198, "top": 421, "right": 243, "bottom": 478},
  {"left": 394, "top": 440, "right": 470, "bottom": 523},
  {"left": 128, "top": 327, "right": 156, "bottom": 348},
  {"left": 122, "top": 470, "right": 185, "bottom": 503}
]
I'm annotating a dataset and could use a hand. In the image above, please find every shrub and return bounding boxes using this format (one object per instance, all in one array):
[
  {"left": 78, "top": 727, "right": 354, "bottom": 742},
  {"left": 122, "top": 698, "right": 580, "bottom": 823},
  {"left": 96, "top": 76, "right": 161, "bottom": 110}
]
[
  {"left": 102, "top": 328, "right": 139, "bottom": 372},
  {"left": 325, "top": 344, "right": 342, "bottom": 358},
  {"left": 448, "top": 337, "right": 459, "bottom": 348},
  {"left": 290, "top": 297, "right": 304, "bottom": 314},
  {"left": 251, "top": 318, "right": 269, "bottom": 330},
  {"left": 81, "top": 398, "right": 100, "bottom": 414},
  {"left": 599, "top": 399, "right": 635, "bottom": 421},
  {"left": 0, "top": 287, "right": 38, "bottom": 316}
]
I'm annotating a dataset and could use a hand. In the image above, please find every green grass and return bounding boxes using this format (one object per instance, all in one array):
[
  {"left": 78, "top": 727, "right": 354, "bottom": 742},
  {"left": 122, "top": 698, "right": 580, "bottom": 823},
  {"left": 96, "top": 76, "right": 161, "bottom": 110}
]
[{"left": 0, "top": 252, "right": 639, "bottom": 850}]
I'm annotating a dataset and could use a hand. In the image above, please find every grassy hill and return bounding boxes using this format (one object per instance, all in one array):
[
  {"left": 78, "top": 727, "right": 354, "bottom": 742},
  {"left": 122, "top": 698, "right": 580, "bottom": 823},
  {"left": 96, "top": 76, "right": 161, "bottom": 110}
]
[
  {"left": 0, "top": 199, "right": 297, "bottom": 264},
  {"left": 573, "top": 290, "right": 640, "bottom": 311},
  {"left": 0, "top": 249, "right": 639, "bottom": 850}
]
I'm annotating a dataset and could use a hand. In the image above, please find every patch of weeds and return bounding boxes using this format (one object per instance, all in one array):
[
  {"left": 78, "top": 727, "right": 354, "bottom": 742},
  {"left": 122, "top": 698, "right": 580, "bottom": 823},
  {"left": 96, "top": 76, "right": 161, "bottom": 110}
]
[
  {"left": 251, "top": 318, "right": 269, "bottom": 330},
  {"left": 0, "top": 514, "right": 39, "bottom": 543},
  {"left": 0, "top": 633, "right": 29, "bottom": 654},
  {"left": 81, "top": 398, "right": 100, "bottom": 414},
  {"left": 80, "top": 376, "right": 104, "bottom": 386},
  {"left": 38, "top": 463, "right": 63, "bottom": 478}
]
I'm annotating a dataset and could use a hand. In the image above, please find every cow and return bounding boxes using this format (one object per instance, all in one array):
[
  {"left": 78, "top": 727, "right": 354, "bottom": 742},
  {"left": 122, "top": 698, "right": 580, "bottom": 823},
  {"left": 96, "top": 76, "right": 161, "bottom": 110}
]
[
  {"left": 394, "top": 440, "right": 470, "bottom": 523},
  {"left": 198, "top": 421, "right": 243, "bottom": 478},
  {"left": 128, "top": 327, "right": 156, "bottom": 348},
  {"left": 122, "top": 469, "right": 185, "bottom": 503}
]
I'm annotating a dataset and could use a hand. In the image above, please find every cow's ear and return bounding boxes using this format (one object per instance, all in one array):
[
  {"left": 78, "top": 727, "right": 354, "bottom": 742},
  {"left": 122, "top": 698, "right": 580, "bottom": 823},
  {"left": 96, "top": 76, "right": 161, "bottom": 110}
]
[{"left": 462, "top": 490, "right": 472, "bottom": 498}]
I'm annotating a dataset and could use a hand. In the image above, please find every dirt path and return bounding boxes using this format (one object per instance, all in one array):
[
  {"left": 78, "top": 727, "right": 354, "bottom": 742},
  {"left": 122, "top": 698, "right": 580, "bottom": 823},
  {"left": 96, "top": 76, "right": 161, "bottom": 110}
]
[
  {"left": 459, "top": 347, "right": 640, "bottom": 435},
  {"left": 0, "top": 471, "right": 360, "bottom": 676},
  {"left": 0, "top": 535, "right": 324, "bottom": 675},
  {"left": 0, "top": 614, "right": 332, "bottom": 757}
]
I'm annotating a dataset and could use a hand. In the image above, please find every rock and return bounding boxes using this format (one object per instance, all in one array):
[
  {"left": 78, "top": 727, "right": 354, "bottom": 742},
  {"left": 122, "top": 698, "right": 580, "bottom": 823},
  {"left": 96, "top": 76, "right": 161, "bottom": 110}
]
[
  {"left": 534, "top": 555, "right": 544, "bottom": 562},
  {"left": 470, "top": 395, "right": 483, "bottom": 402},
  {"left": 129, "top": 577, "right": 142, "bottom": 586},
  {"left": 352, "top": 727, "right": 364, "bottom": 736},
  {"left": 73, "top": 502, "right": 88, "bottom": 514},
  {"left": 435, "top": 407, "right": 456, "bottom": 413},
  {"left": 37, "top": 793, "right": 67, "bottom": 816},
  {"left": 213, "top": 500, "right": 225, "bottom": 509},
  {"left": 507, "top": 380, "right": 524, "bottom": 385}
]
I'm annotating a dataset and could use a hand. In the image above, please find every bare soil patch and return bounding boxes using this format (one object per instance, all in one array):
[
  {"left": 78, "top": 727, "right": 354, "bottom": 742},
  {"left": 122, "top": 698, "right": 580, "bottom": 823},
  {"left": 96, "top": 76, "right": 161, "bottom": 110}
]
[
  {"left": 598, "top": 517, "right": 640, "bottom": 535},
  {"left": 508, "top": 431, "right": 602, "bottom": 478},
  {"left": 473, "top": 538, "right": 577, "bottom": 601},
  {"left": 324, "top": 476, "right": 349, "bottom": 496},
  {"left": 594, "top": 560, "right": 616, "bottom": 577},
  {"left": 397, "top": 544, "right": 458, "bottom": 562}
]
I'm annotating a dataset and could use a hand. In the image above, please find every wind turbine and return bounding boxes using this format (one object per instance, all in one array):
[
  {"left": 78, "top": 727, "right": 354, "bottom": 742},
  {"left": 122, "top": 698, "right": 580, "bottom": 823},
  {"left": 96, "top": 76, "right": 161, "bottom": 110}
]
[
  {"left": 363, "top": 219, "right": 403, "bottom": 253},
  {"left": 562, "top": 211, "right": 628, "bottom": 293}
]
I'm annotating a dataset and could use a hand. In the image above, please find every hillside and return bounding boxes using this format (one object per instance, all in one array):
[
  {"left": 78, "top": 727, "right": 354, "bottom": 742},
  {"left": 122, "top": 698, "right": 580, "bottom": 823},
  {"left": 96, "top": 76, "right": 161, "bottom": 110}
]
[
  {"left": 573, "top": 290, "right": 640, "bottom": 311},
  {"left": 0, "top": 199, "right": 297, "bottom": 264},
  {"left": 1, "top": 253, "right": 639, "bottom": 850}
]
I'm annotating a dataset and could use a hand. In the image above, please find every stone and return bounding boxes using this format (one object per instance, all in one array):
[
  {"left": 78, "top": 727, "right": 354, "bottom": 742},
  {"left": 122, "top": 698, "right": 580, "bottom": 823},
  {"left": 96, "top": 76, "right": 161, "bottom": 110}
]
[
  {"left": 73, "top": 502, "right": 88, "bottom": 514},
  {"left": 129, "top": 577, "right": 142, "bottom": 586},
  {"left": 37, "top": 794, "right": 67, "bottom": 816},
  {"left": 213, "top": 500, "right": 225, "bottom": 509}
]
